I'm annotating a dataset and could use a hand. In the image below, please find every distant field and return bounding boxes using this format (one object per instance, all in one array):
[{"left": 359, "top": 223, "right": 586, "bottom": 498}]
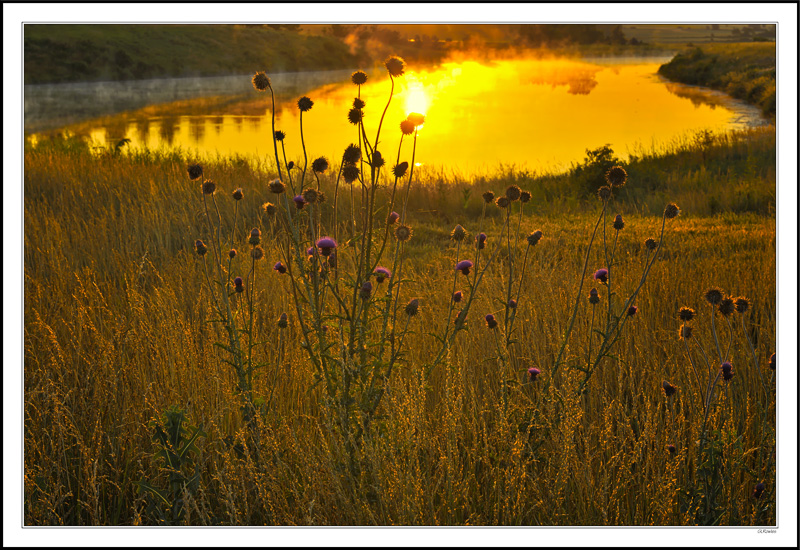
[{"left": 622, "top": 24, "right": 775, "bottom": 45}]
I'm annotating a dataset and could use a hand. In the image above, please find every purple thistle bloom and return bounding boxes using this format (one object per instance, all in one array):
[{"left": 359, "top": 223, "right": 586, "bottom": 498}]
[
  {"left": 453, "top": 290, "right": 463, "bottom": 303},
  {"left": 477, "top": 232, "right": 487, "bottom": 249},
  {"left": 316, "top": 237, "right": 337, "bottom": 256},
  {"left": 753, "top": 482, "right": 765, "bottom": 499},
  {"left": 485, "top": 313, "right": 498, "bottom": 329},
  {"left": 721, "top": 361, "right": 734, "bottom": 382},
  {"left": 594, "top": 268, "right": 609, "bottom": 284},
  {"left": 374, "top": 266, "right": 391, "bottom": 283},
  {"left": 456, "top": 259, "right": 474, "bottom": 275},
  {"left": 273, "top": 261, "right": 287, "bottom": 274},
  {"left": 662, "top": 380, "right": 677, "bottom": 397},
  {"left": 359, "top": 281, "right": 373, "bottom": 300},
  {"left": 528, "top": 367, "right": 541, "bottom": 382},
  {"left": 293, "top": 195, "right": 306, "bottom": 209},
  {"left": 508, "top": 299, "right": 517, "bottom": 309},
  {"left": 233, "top": 276, "right": 244, "bottom": 293},
  {"left": 667, "top": 444, "right": 676, "bottom": 455},
  {"left": 627, "top": 305, "right": 638, "bottom": 316},
  {"left": 388, "top": 211, "right": 399, "bottom": 224}
]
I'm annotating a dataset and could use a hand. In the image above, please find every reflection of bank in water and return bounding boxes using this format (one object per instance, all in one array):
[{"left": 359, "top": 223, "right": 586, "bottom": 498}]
[{"left": 661, "top": 80, "right": 769, "bottom": 129}]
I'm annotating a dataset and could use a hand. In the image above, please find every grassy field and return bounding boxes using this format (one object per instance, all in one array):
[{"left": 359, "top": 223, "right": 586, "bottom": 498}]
[{"left": 23, "top": 107, "right": 776, "bottom": 526}]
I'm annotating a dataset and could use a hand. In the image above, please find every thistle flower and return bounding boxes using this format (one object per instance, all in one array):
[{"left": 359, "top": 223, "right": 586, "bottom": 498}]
[
  {"left": 627, "top": 305, "right": 638, "bottom": 317},
  {"left": 597, "top": 185, "right": 612, "bottom": 201},
  {"left": 645, "top": 238, "right": 658, "bottom": 251},
  {"left": 769, "top": 353, "right": 775, "bottom": 371},
  {"left": 277, "top": 312, "right": 288, "bottom": 329},
  {"left": 273, "top": 261, "right": 287, "bottom": 274},
  {"left": 405, "top": 298, "right": 420, "bottom": 316},
  {"left": 528, "top": 367, "right": 541, "bottom": 382},
  {"left": 395, "top": 224, "right": 413, "bottom": 242},
  {"left": 293, "top": 195, "right": 306, "bottom": 209},
  {"left": 348, "top": 108, "right": 363, "bottom": 125},
  {"left": 667, "top": 444, "right": 676, "bottom": 455},
  {"left": 202, "top": 179, "right": 216, "bottom": 195},
  {"left": 679, "top": 325, "right": 693, "bottom": 340},
  {"left": 229, "top": 249, "right": 237, "bottom": 259},
  {"left": 352, "top": 97, "right": 365, "bottom": 110},
  {"left": 371, "top": 151, "right": 385, "bottom": 168},
  {"left": 343, "top": 144, "right": 361, "bottom": 165},
  {"left": 374, "top": 266, "right": 391, "bottom": 283},
  {"left": 527, "top": 230, "right": 543, "bottom": 246},
  {"left": 485, "top": 313, "right": 498, "bottom": 329},
  {"left": 704, "top": 288, "right": 724, "bottom": 306},
  {"left": 251, "top": 246, "right": 264, "bottom": 260},
  {"left": 351, "top": 70, "right": 368, "bottom": 85},
  {"left": 452, "top": 290, "right": 463, "bottom": 303},
  {"left": 593, "top": 268, "right": 609, "bottom": 284},
  {"left": 495, "top": 196, "right": 510, "bottom": 209},
  {"left": 274, "top": 130, "right": 286, "bottom": 141},
  {"left": 232, "top": 188, "right": 244, "bottom": 201},
  {"left": 505, "top": 185, "right": 521, "bottom": 201},
  {"left": 753, "top": 482, "right": 765, "bottom": 499},
  {"left": 385, "top": 56, "right": 406, "bottom": 77},
  {"left": 477, "top": 232, "right": 487, "bottom": 249},
  {"left": 589, "top": 288, "right": 600, "bottom": 304},
  {"left": 387, "top": 212, "right": 399, "bottom": 225},
  {"left": 662, "top": 380, "right": 677, "bottom": 398},
  {"left": 234, "top": 276, "right": 244, "bottom": 293},
  {"left": 508, "top": 299, "right": 517, "bottom": 309},
  {"left": 360, "top": 281, "right": 373, "bottom": 300},
  {"left": 482, "top": 191, "right": 495, "bottom": 203},
  {"left": 252, "top": 71, "right": 271, "bottom": 91},
  {"left": 678, "top": 307, "right": 695, "bottom": 322},
  {"left": 311, "top": 157, "right": 328, "bottom": 174},
  {"left": 343, "top": 164, "right": 360, "bottom": 183},
  {"left": 451, "top": 224, "right": 467, "bottom": 242},
  {"left": 249, "top": 227, "right": 261, "bottom": 246},
  {"left": 734, "top": 296, "right": 750, "bottom": 314},
  {"left": 195, "top": 239, "right": 207, "bottom": 256},
  {"left": 269, "top": 179, "right": 285, "bottom": 194},
  {"left": 407, "top": 112, "right": 425, "bottom": 127},
  {"left": 393, "top": 162, "right": 409, "bottom": 178},
  {"left": 605, "top": 165, "right": 627, "bottom": 187},
  {"left": 306, "top": 246, "right": 314, "bottom": 258},
  {"left": 400, "top": 119, "right": 416, "bottom": 135},
  {"left": 302, "top": 188, "right": 319, "bottom": 204},
  {"left": 297, "top": 96, "right": 314, "bottom": 112},
  {"left": 520, "top": 190, "right": 531, "bottom": 203},
  {"left": 613, "top": 214, "right": 624, "bottom": 231},
  {"left": 721, "top": 361, "right": 734, "bottom": 382},
  {"left": 287, "top": 161, "right": 295, "bottom": 170},
  {"left": 187, "top": 164, "right": 203, "bottom": 180},
  {"left": 664, "top": 203, "right": 680, "bottom": 219},
  {"left": 718, "top": 297, "right": 736, "bottom": 317},
  {"left": 456, "top": 260, "right": 474, "bottom": 275},
  {"left": 316, "top": 237, "right": 337, "bottom": 256}
]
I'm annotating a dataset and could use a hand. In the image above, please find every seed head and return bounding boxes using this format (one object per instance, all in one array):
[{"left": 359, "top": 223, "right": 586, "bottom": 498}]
[
  {"left": 404, "top": 298, "right": 420, "bottom": 316},
  {"left": 679, "top": 325, "right": 693, "bottom": 340},
  {"left": 316, "top": 237, "right": 337, "bottom": 256},
  {"left": 452, "top": 290, "right": 463, "bottom": 303},
  {"left": 343, "top": 165, "right": 360, "bottom": 183},
  {"left": 371, "top": 151, "right": 385, "bottom": 168},
  {"left": 505, "top": 185, "right": 521, "bottom": 201},
  {"left": 664, "top": 203, "right": 680, "bottom": 219},
  {"left": 613, "top": 214, "right": 624, "bottom": 231},
  {"left": 400, "top": 119, "right": 416, "bottom": 135},
  {"left": 451, "top": 224, "right": 467, "bottom": 242},
  {"left": 678, "top": 307, "right": 695, "bottom": 322},
  {"left": 293, "top": 195, "right": 306, "bottom": 209},
  {"left": 593, "top": 268, "right": 609, "bottom": 284},
  {"left": 287, "top": 161, "right": 295, "bottom": 170},
  {"left": 384, "top": 212, "right": 399, "bottom": 226},
  {"left": 232, "top": 188, "right": 244, "bottom": 201},
  {"left": 527, "top": 230, "right": 543, "bottom": 246},
  {"left": 407, "top": 112, "right": 426, "bottom": 127},
  {"left": 277, "top": 312, "right": 288, "bottom": 329},
  {"left": 482, "top": 191, "right": 495, "bottom": 203},
  {"left": 359, "top": 281, "right": 373, "bottom": 300},
  {"left": 274, "top": 130, "right": 286, "bottom": 141},
  {"left": 302, "top": 188, "right": 319, "bottom": 204},
  {"left": 348, "top": 108, "right": 363, "bottom": 125},
  {"left": 352, "top": 97, "right": 366, "bottom": 110},
  {"left": 768, "top": 353, "right": 775, "bottom": 371},
  {"left": 269, "top": 179, "right": 285, "bottom": 194},
  {"left": 384, "top": 56, "right": 406, "bottom": 77},
  {"left": 704, "top": 288, "right": 724, "bottom": 306},
  {"left": 195, "top": 239, "right": 208, "bottom": 256},
  {"left": 202, "top": 179, "right": 216, "bottom": 195},
  {"left": 597, "top": 185, "right": 612, "bottom": 201},
  {"left": 485, "top": 313, "right": 498, "bottom": 329},
  {"left": 718, "top": 296, "right": 736, "bottom": 317},
  {"left": 495, "top": 196, "right": 510, "bottom": 208},
  {"left": 373, "top": 266, "right": 391, "bottom": 283},
  {"left": 252, "top": 71, "right": 271, "bottom": 91},
  {"left": 312, "top": 157, "right": 329, "bottom": 174},
  {"left": 229, "top": 249, "right": 237, "bottom": 259},
  {"left": 187, "top": 164, "right": 203, "bottom": 180},
  {"left": 343, "top": 144, "right": 361, "bottom": 165},
  {"left": 734, "top": 296, "right": 750, "bottom": 314},
  {"left": 273, "top": 261, "right": 287, "bottom": 274},
  {"left": 528, "top": 367, "right": 541, "bottom": 382},
  {"left": 589, "top": 288, "right": 600, "bottom": 304},
  {"left": 297, "top": 96, "right": 314, "bottom": 112},
  {"left": 721, "top": 361, "right": 734, "bottom": 382},
  {"left": 520, "top": 190, "right": 531, "bottom": 203},
  {"left": 263, "top": 202, "right": 277, "bottom": 217},
  {"left": 662, "top": 380, "right": 677, "bottom": 398},
  {"left": 248, "top": 227, "right": 261, "bottom": 246},
  {"left": 351, "top": 70, "right": 368, "bottom": 85},
  {"left": 456, "top": 260, "right": 474, "bottom": 275},
  {"left": 234, "top": 276, "right": 244, "bottom": 292},
  {"left": 477, "top": 232, "right": 487, "bottom": 249},
  {"left": 395, "top": 224, "right": 413, "bottom": 242},
  {"left": 393, "top": 162, "right": 409, "bottom": 178},
  {"left": 627, "top": 305, "right": 638, "bottom": 317},
  {"left": 251, "top": 246, "right": 264, "bottom": 260},
  {"left": 605, "top": 165, "right": 627, "bottom": 187},
  {"left": 667, "top": 444, "right": 676, "bottom": 455},
  {"left": 508, "top": 299, "right": 517, "bottom": 309},
  {"left": 645, "top": 238, "right": 658, "bottom": 251},
  {"left": 753, "top": 482, "right": 765, "bottom": 499}
]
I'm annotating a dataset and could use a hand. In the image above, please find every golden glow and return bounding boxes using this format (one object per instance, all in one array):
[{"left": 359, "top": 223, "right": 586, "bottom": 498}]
[{"left": 39, "top": 57, "right": 768, "bottom": 175}]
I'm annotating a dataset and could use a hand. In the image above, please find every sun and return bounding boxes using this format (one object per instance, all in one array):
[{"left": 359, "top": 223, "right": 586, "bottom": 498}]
[{"left": 404, "top": 82, "right": 429, "bottom": 120}]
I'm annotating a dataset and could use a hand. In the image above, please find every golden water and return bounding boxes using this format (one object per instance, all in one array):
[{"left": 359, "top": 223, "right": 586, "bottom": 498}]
[{"left": 41, "top": 57, "right": 767, "bottom": 175}]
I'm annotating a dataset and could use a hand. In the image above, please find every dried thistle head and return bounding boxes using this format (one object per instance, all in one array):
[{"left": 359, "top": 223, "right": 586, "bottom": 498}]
[
  {"left": 407, "top": 112, "right": 425, "bottom": 127},
  {"left": 187, "top": 164, "right": 203, "bottom": 180},
  {"left": 269, "top": 179, "right": 286, "bottom": 194},
  {"left": 312, "top": 157, "right": 329, "bottom": 173},
  {"left": 229, "top": 249, "right": 237, "bottom": 259},
  {"left": 495, "top": 196, "right": 510, "bottom": 209},
  {"left": 404, "top": 298, "right": 420, "bottom": 316},
  {"left": 351, "top": 70, "right": 368, "bottom": 85},
  {"left": 451, "top": 224, "right": 467, "bottom": 242},
  {"left": 605, "top": 165, "right": 627, "bottom": 187},
  {"left": 613, "top": 214, "right": 624, "bottom": 231},
  {"left": 664, "top": 203, "right": 680, "bottom": 219},
  {"left": 297, "top": 96, "right": 314, "bottom": 112},
  {"left": 662, "top": 380, "right": 677, "bottom": 398},
  {"left": 274, "top": 130, "right": 286, "bottom": 141},
  {"left": 645, "top": 238, "right": 658, "bottom": 251},
  {"left": 589, "top": 288, "right": 600, "bottom": 304},
  {"left": 252, "top": 71, "right": 271, "bottom": 91},
  {"left": 343, "top": 144, "right": 361, "bottom": 165},
  {"left": 232, "top": 188, "right": 244, "bottom": 201},
  {"left": 393, "top": 162, "right": 409, "bottom": 178},
  {"left": 263, "top": 202, "right": 277, "bottom": 217},
  {"left": 519, "top": 190, "right": 531, "bottom": 203},
  {"left": 342, "top": 165, "right": 360, "bottom": 184},
  {"left": 704, "top": 288, "right": 724, "bottom": 306},
  {"left": 195, "top": 239, "right": 207, "bottom": 256},
  {"left": 734, "top": 296, "right": 750, "bottom": 314},
  {"left": 395, "top": 224, "right": 413, "bottom": 242},
  {"left": 527, "top": 230, "right": 543, "bottom": 246},
  {"left": 302, "top": 188, "right": 319, "bottom": 204},
  {"left": 482, "top": 191, "right": 495, "bottom": 204},
  {"left": 505, "top": 185, "right": 522, "bottom": 201},
  {"left": 347, "top": 108, "right": 363, "bottom": 125},
  {"left": 718, "top": 296, "right": 736, "bottom": 317},
  {"left": 384, "top": 56, "right": 406, "bottom": 77},
  {"left": 277, "top": 312, "right": 289, "bottom": 329},
  {"left": 597, "top": 186, "right": 612, "bottom": 201},
  {"left": 202, "top": 179, "right": 216, "bottom": 195},
  {"left": 251, "top": 246, "right": 264, "bottom": 260},
  {"left": 400, "top": 119, "right": 416, "bottom": 135},
  {"left": 352, "top": 97, "right": 365, "bottom": 110},
  {"left": 678, "top": 307, "right": 695, "bottom": 322},
  {"left": 679, "top": 325, "right": 693, "bottom": 340},
  {"left": 485, "top": 314, "right": 498, "bottom": 329}
]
